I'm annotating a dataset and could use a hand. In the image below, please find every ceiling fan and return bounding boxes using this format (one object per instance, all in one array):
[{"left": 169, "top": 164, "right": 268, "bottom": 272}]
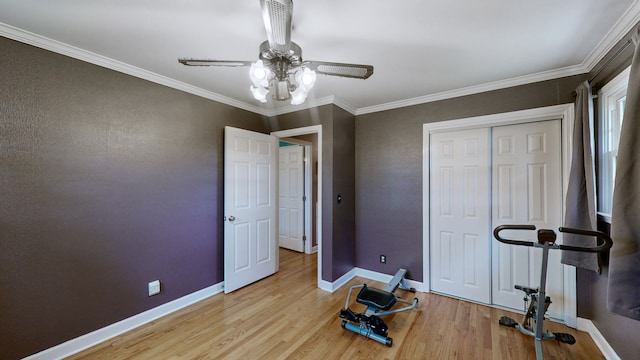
[{"left": 178, "top": 0, "right": 374, "bottom": 105}]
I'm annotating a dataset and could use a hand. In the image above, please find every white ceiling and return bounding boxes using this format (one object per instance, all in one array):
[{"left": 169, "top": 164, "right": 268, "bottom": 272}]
[{"left": 1, "top": 0, "right": 639, "bottom": 116}]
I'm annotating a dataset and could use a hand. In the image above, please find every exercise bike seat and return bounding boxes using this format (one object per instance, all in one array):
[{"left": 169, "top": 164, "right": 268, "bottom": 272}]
[
  {"left": 356, "top": 285, "right": 397, "bottom": 311},
  {"left": 515, "top": 284, "right": 538, "bottom": 295}
]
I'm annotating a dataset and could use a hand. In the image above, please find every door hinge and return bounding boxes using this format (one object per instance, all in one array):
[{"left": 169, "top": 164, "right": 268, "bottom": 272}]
[
  {"left": 303, "top": 235, "right": 307, "bottom": 242},
  {"left": 303, "top": 195, "right": 307, "bottom": 201}
]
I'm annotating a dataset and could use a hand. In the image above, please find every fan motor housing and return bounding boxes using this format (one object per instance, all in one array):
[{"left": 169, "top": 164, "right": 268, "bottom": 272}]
[{"left": 259, "top": 41, "right": 302, "bottom": 66}]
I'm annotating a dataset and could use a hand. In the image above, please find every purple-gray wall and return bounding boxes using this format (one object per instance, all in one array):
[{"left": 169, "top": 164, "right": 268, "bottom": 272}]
[
  {"left": 267, "top": 106, "right": 357, "bottom": 281},
  {"left": 0, "top": 37, "right": 268, "bottom": 359},
  {"left": 3, "top": 19, "right": 640, "bottom": 359},
  {"left": 355, "top": 75, "right": 585, "bottom": 281},
  {"left": 330, "top": 107, "right": 357, "bottom": 279},
  {"left": 353, "top": 24, "right": 640, "bottom": 359}
]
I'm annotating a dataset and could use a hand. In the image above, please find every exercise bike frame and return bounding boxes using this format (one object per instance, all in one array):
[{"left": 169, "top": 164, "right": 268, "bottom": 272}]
[{"left": 493, "top": 225, "right": 612, "bottom": 360}]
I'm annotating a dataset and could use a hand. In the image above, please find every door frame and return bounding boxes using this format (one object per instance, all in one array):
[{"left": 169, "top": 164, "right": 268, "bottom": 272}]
[
  {"left": 422, "top": 104, "right": 577, "bottom": 327},
  {"left": 271, "top": 125, "right": 323, "bottom": 287}
]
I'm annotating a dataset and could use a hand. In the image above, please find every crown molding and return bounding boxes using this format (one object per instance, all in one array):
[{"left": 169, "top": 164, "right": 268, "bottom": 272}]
[
  {"left": 355, "top": 64, "right": 586, "bottom": 115},
  {"left": 331, "top": 97, "right": 358, "bottom": 115},
  {"left": 263, "top": 95, "right": 336, "bottom": 117},
  {"left": 357, "top": 0, "right": 640, "bottom": 116},
  {"left": 3, "top": 0, "right": 639, "bottom": 118},
  {"left": 582, "top": 0, "right": 640, "bottom": 71},
  {"left": 260, "top": 95, "right": 358, "bottom": 117},
  {"left": 1, "top": 22, "right": 352, "bottom": 117},
  {"left": 0, "top": 22, "right": 268, "bottom": 116}
]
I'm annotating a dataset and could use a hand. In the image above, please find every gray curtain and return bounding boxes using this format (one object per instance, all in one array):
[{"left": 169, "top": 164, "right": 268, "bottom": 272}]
[
  {"left": 561, "top": 81, "right": 600, "bottom": 272},
  {"left": 608, "top": 27, "right": 640, "bottom": 321}
]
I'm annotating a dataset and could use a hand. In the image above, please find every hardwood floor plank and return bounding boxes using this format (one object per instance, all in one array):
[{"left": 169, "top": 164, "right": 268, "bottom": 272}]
[{"left": 67, "top": 249, "right": 604, "bottom": 359}]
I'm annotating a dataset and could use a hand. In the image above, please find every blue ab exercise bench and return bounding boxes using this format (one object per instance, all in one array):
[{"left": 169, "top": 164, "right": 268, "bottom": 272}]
[{"left": 339, "top": 269, "right": 419, "bottom": 346}]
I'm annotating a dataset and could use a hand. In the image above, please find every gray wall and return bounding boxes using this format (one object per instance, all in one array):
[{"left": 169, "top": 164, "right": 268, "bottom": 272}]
[
  {"left": 267, "top": 106, "right": 357, "bottom": 281},
  {"left": 352, "top": 24, "right": 640, "bottom": 360},
  {"left": 0, "top": 37, "right": 268, "bottom": 359},
  {"left": 3, "top": 19, "right": 640, "bottom": 359},
  {"left": 355, "top": 75, "right": 585, "bottom": 281},
  {"left": 330, "top": 107, "right": 357, "bottom": 279}
]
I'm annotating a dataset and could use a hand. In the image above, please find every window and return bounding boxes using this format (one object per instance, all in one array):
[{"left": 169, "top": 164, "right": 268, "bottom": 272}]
[{"left": 597, "top": 67, "right": 630, "bottom": 220}]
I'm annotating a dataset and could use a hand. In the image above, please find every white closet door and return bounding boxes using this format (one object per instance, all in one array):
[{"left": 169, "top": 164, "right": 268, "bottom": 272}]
[
  {"left": 491, "top": 120, "right": 564, "bottom": 319},
  {"left": 430, "top": 128, "right": 491, "bottom": 304}
]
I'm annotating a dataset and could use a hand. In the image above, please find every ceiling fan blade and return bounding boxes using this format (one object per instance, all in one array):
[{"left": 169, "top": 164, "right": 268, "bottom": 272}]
[
  {"left": 305, "top": 61, "right": 374, "bottom": 79},
  {"left": 178, "top": 59, "right": 253, "bottom": 67},
  {"left": 260, "top": 0, "right": 293, "bottom": 54}
]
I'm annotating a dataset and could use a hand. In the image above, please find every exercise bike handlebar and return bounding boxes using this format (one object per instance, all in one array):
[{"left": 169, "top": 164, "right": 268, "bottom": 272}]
[
  {"left": 557, "top": 227, "right": 613, "bottom": 253},
  {"left": 493, "top": 225, "right": 536, "bottom": 247},
  {"left": 493, "top": 225, "right": 613, "bottom": 253}
]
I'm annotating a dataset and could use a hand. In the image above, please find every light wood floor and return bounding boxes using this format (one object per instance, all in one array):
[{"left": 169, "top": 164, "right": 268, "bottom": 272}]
[{"left": 68, "top": 249, "right": 603, "bottom": 359}]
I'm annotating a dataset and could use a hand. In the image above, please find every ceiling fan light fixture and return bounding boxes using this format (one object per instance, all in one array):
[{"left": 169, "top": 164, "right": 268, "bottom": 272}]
[
  {"left": 180, "top": 0, "right": 374, "bottom": 107},
  {"left": 296, "top": 68, "right": 316, "bottom": 91},
  {"left": 275, "top": 80, "right": 291, "bottom": 101},
  {"left": 250, "top": 85, "right": 269, "bottom": 103},
  {"left": 249, "top": 60, "right": 271, "bottom": 87},
  {"left": 289, "top": 87, "right": 308, "bottom": 105},
  {"left": 289, "top": 67, "right": 315, "bottom": 105}
]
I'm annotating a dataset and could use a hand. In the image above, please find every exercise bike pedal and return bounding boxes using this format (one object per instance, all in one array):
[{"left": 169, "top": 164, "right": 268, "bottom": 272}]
[
  {"left": 498, "top": 316, "right": 518, "bottom": 328},
  {"left": 554, "top": 332, "right": 576, "bottom": 345}
]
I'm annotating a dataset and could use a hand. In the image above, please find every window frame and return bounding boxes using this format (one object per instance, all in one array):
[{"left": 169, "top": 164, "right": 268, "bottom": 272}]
[{"left": 597, "top": 66, "right": 630, "bottom": 223}]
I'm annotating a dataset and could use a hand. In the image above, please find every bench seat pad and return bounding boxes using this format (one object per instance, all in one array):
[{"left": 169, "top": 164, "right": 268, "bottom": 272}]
[{"left": 356, "top": 286, "right": 397, "bottom": 310}]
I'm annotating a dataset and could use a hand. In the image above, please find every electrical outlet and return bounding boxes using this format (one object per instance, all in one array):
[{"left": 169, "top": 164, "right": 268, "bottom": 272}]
[
  {"left": 148, "top": 280, "right": 160, "bottom": 296},
  {"left": 380, "top": 255, "right": 386, "bottom": 264}
]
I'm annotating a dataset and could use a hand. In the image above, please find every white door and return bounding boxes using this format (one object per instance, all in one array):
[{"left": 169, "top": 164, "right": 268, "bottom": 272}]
[
  {"left": 430, "top": 128, "right": 491, "bottom": 304},
  {"left": 279, "top": 145, "right": 305, "bottom": 252},
  {"left": 224, "top": 126, "right": 278, "bottom": 294},
  {"left": 491, "top": 120, "right": 564, "bottom": 318}
]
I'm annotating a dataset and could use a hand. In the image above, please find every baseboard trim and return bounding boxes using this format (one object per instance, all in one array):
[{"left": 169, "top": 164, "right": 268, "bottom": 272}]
[
  {"left": 27, "top": 277, "right": 605, "bottom": 360},
  {"left": 354, "top": 267, "right": 391, "bottom": 283},
  {"left": 24, "top": 283, "right": 224, "bottom": 360},
  {"left": 319, "top": 267, "right": 425, "bottom": 294},
  {"left": 354, "top": 268, "right": 425, "bottom": 292},
  {"left": 576, "top": 317, "right": 620, "bottom": 360},
  {"left": 318, "top": 268, "right": 357, "bottom": 293}
]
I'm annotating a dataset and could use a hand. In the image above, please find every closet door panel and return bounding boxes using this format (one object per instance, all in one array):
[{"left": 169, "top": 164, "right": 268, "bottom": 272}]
[
  {"left": 430, "top": 128, "right": 491, "bottom": 304},
  {"left": 491, "top": 120, "right": 564, "bottom": 319}
]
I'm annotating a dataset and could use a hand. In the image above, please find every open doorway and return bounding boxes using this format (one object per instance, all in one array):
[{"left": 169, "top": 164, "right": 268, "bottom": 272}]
[
  {"left": 272, "top": 125, "right": 323, "bottom": 288},
  {"left": 279, "top": 137, "right": 317, "bottom": 254}
]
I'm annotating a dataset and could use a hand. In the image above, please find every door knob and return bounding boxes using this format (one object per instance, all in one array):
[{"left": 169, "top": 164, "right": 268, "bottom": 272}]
[{"left": 228, "top": 215, "right": 236, "bottom": 222}]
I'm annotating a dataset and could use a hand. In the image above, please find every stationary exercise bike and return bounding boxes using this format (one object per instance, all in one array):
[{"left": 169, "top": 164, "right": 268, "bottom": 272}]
[
  {"left": 339, "top": 269, "right": 419, "bottom": 346},
  {"left": 493, "top": 225, "right": 613, "bottom": 360}
]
